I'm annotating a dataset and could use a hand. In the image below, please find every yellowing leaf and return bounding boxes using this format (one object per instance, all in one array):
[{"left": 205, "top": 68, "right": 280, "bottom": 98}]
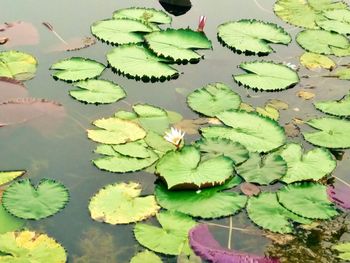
[
  {"left": 297, "top": 90, "right": 315, "bottom": 100},
  {"left": 300, "top": 52, "right": 336, "bottom": 70}
]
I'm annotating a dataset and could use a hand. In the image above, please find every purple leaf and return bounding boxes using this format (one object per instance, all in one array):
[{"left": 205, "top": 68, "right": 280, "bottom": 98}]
[
  {"left": 327, "top": 184, "right": 350, "bottom": 209},
  {"left": 189, "top": 224, "right": 279, "bottom": 263}
]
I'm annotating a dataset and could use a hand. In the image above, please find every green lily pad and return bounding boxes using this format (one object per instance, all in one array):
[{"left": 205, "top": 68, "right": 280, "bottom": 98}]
[
  {"left": 0, "top": 51, "right": 37, "bottom": 81},
  {"left": 332, "top": 67, "right": 350, "bottom": 80},
  {"left": 89, "top": 182, "right": 159, "bottom": 224},
  {"left": 300, "top": 52, "right": 336, "bottom": 70},
  {"left": 50, "top": 57, "right": 105, "bottom": 82},
  {"left": 333, "top": 242, "right": 350, "bottom": 260},
  {"left": 130, "top": 250, "right": 163, "bottom": 263},
  {"left": 0, "top": 170, "right": 25, "bottom": 185},
  {"left": 236, "top": 152, "right": 287, "bottom": 185},
  {"left": 70, "top": 79, "right": 126, "bottom": 104},
  {"left": 233, "top": 61, "right": 299, "bottom": 91},
  {"left": 201, "top": 110, "right": 286, "bottom": 153},
  {"left": 155, "top": 176, "right": 246, "bottom": 219},
  {"left": 134, "top": 210, "right": 197, "bottom": 255},
  {"left": 0, "top": 205, "right": 24, "bottom": 234},
  {"left": 277, "top": 183, "right": 338, "bottom": 219},
  {"left": 2, "top": 179, "right": 69, "bottom": 220},
  {"left": 187, "top": 82, "right": 241, "bottom": 117},
  {"left": 144, "top": 29, "right": 212, "bottom": 62},
  {"left": 314, "top": 92, "right": 350, "bottom": 117},
  {"left": 112, "top": 140, "right": 150, "bottom": 158},
  {"left": 113, "top": 7, "right": 171, "bottom": 24},
  {"left": 217, "top": 19, "right": 291, "bottom": 55},
  {"left": 247, "top": 192, "right": 312, "bottom": 233},
  {"left": 316, "top": 9, "right": 350, "bottom": 35},
  {"left": 156, "top": 146, "right": 234, "bottom": 189},
  {"left": 144, "top": 131, "right": 176, "bottom": 156},
  {"left": 279, "top": 143, "right": 336, "bottom": 183}
]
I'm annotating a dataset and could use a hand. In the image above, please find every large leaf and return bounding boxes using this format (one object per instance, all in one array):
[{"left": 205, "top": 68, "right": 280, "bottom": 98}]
[
  {"left": 91, "top": 19, "right": 153, "bottom": 45},
  {"left": 316, "top": 9, "right": 350, "bottom": 34},
  {"left": 0, "top": 205, "right": 24, "bottom": 234},
  {"left": 247, "top": 192, "right": 312, "bottom": 233},
  {"left": 155, "top": 176, "right": 246, "bottom": 219},
  {"left": 296, "top": 29, "right": 350, "bottom": 56},
  {"left": 0, "top": 21, "right": 39, "bottom": 48},
  {"left": 195, "top": 137, "right": 249, "bottom": 165},
  {"left": 333, "top": 242, "right": 350, "bottom": 260},
  {"left": 236, "top": 152, "right": 287, "bottom": 185},
  {"left": 89, "top": 182, "right": 159, "bottom": 224},
  {"left": 107, "top": 45, "right": 178, "bottom": 81},
  {"left": 233, "top": 61, "right": 299, "bottom": 91},
  {"left": 217, "top": 19, "right": 291, "bottom": 55},
  {"left": 279, "top": 143, "right": 336, "bottom": 183},
  {"left": 0, "top": 170, "right": 25, "bottom": 185},
  {"left": 156, "top": 146, "right": 234, "bottom": 189},
  {"left": 314, "top": 92, "right": 350, "bottom": 117},
  {"left": 0, "top": 231, "right": 67, "bottom": 262},
  {"left": 134, "top": 211, "right": 197, "bottom": 255},
  {"left": 189, "top": 224, "right": 279, "bottom": 263},
  {"left": 87, "top": 117, "right": 146, "bottom": 144},
  {"left": 113, "top": 7, "right": 171, "bottom": 24},
  {"left": 50, "top": 57, "right": 105, "bottom": 82},
  {"left": 144, "top": 29, "right": 212, "bottom": 62},
  {"left": 277, "top": 183, "right": 339, "bottom": 219},
  {"left": 187, "top": 82, "right": 241, "bottom": 117},
  {"left": 303, "top": 117, "right": 350, "bottom": 148},
  {"left": 2, "top": 179, "right": 69, "bottom": 220},
  {"left": 0, "top": 51, "right": 37, "bottom": 81},
  {"left": 70, "top": 79, "right": 126, "bottom": 104},
  {"left": 201, "top": 110, "right": 286, "bottom": 153},
  {"left": 274, "top": 0, "right": 348, "bottom": 29},
  {"left": 300, "top": 52, "right": 336, "bottom": 70},
  {"left": 130, "top": 250, "right": 162, "bottom": 263}
]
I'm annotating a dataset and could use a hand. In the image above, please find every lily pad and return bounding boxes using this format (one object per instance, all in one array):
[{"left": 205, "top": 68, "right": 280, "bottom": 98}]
[
  {"left": 134, "top": 210, "right": 197, "bottom": 255},
  {"left": 130, "top": 250, "right": 162, "bottom": 263},
  {"left": 201, "top": 110, "right": 286, "bottom": 153},
  {"left": 332, "top": 67, "right": 350, "bottom": 80},
  {"left": 107, "top": 45, "right": 178, "bottom": 81},
  {"left": 0, "top": 205, "right": 24, "bottom": 234},
  {"left": 247, "top": 192, "right": 312, "bottom": 233},
  {"left": 70, "top": 79, "right": 126, "bottom": 104},
  {"left": 0, "top": 170, "right": 25, "bottom": 185},
  {"left": 156, "top": 146, "right": 234, "bottom": 189},
  {"left": 113, "top": 7, "right": 171, "bottom": 24},
  {"left": 187, "top": 82, "right": 241, "bottom": 117},
  {"left": 2, "top": 179, "right": 69, "bottom": 220},
  {"left": 0, "top": 51, "right": 37, "bottom": 81},
  {"left": 91, "top": 19, "right": 153, "bottom": 45},
  {"left": 303, "top": 117, "right": 350, "bottom": 148},
  {"left": 217, "top": 19, "right": 291, "bottom": 55},
  {"left": 279, "top": 143, "right": 336, "bottom": 183},
  {"left": 333, "top": 242, "right": 350, "bottom": 260},
  {"left": 0, "top": 231, "right": 67, "bottom": 262},
  {"left": 89, "top": 182, "right": 159, "bottom": 224},
  {"left": 300, "top": 52, "right": 336, "bottom": 70},
  {"left": 314, "top": 92, "right": 350, "bottom": 117},
  {"left": 155, "top": 176, "right": 247, "bottom": 219},
  {"left": 233, "top": 61, "right": 299, "bottom": 91},
  {"left": 144, "top": 28, "right": 212, "bottom": 62},
  {"left": 0, "top": 21, "right": 39, "bottom": 48},
  {"left": 50, "top": 57, "right": 105, "bottom": 82},
  {"left": 277, "top": 183, "right": 339, "bottom": 219},
  {"left": 144, "top": 131, "right": 176, "bottom": 156}
]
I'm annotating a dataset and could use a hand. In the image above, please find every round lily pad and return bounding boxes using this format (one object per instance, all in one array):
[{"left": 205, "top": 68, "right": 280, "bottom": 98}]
[
  {"left": 0, "top": 51, "right": 37, "bottom": 81},
  {"left": 113, "top": 7, "right": 171, "bottom": 24}
]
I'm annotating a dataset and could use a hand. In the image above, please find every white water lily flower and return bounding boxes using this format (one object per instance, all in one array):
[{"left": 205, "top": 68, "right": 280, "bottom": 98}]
[
  {"left": 164, "top": 127, "right": 185, "bottom": 147},
  {"left": 283, "top": 62, "right": 298, "bottom": 71}
]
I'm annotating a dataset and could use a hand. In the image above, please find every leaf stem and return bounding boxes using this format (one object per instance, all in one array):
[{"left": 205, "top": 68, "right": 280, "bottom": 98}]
[
  {"left": 253, "top": 0, "right": 273, "bottom": 13},
  {"left": 228, "top": 216, "right": 233, "bottom": 249},
  {"left": 334, "top": 176, "right": 350, "bottom": 188}
]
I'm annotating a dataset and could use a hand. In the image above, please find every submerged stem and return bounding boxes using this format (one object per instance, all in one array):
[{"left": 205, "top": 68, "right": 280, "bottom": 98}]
[
  {"left": 334, "top": 176, "right": 350, "bottom": 189},
  {"left": 228, "top": 216, "right": 233, "bottom": 249}
]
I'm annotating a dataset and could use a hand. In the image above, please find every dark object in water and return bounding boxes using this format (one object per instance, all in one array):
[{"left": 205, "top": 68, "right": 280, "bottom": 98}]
[{"left": 159, "top": 0, "right": 192, "bottom": 16}]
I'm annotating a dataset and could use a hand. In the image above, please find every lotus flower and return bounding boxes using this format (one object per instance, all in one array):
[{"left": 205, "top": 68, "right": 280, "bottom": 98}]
[
  {"left": 164, "top": 127, "right": 185, "bottom": 147},
  {"left": 197, "top": 16, "right": 207, "bottom": 32}
]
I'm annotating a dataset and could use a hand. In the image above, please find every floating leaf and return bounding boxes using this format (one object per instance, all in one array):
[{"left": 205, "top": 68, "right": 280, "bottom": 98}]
[
  {"left": 303, "top": 117, "right": 350, "bottom": 148},
  {"left": 277, "top": 183, "right": 338, "bottom": 219},
  {"left": 87, "top": 117, "right": 146, "bottom": 144},
  {"left": 130, "top": 250, "right": 162, "bottom": 263},
  {"left": 296, "top": 30, "right": 350, "bottom": 56},
  {"left": 0, "top": 205, "right": 24, "bottom": 234},
  {"left": 240, "top": 182, "right": 261, "bottom": 196},
  {"left": 47, "top": 36, "right": 96, "bottom": 52},
  {"left": 217, "top": 19, "right": 291, "bottom": 55},
  {"left": 156, "top": 146, "right": 234, "bottom": 189},
  {"left": 70, "top": 79, "right": 126, "bottom": 104},
  {"left": 0, "top": 231, "right": 67, "bottom": 262},
  {"left": 107, "top": 45, "right": 178, "bottom": 81},
  {"left": 0, "top": 51, "right": 37, "bottom": 81},
  {"left": 144, "top": 29, "right": 212, "bottom": 62},
  {"left": 266, "top": 99, "right": 289, "bottom": 110},
  {"left": 236, "top": 152, "right": 287, "bottom": 185},
  {"left": 134, "top": 211, "right": 197, "bottom": 255},
  {"left": 201, "top": 110, "right": 286, "bottom": 153},
  {"left": 144, "top": 131, "right": 176, "bottom": 156},
  {"left": 333, "top": 242, "right": 350, "bottom": 260},
  {"left": 189, "top": 224, "right": 279, "bottom": 262},
  {"left": 256, "top": 104, "right": 280, "bottom": 120},
  {"left": 284, "top": 122, "right": 300, "bottom": 138},
  {"left": 296, "top": 90, "right": 315, "bottom": 100},
  {"left": 50, "top": 57, "right": 105, "bottom": 82},
  {"left": 247, "top": 192, "right": 312, "bottom": 233},
  {"left": 0, "top": 170, "right": 25, "bottom": 185},
  {"left": 327, "top": 184, "right": 350, "bottom": 209},
  {"left": 112, "top": 140, "right": 150, "bottom": 158},
  {"left": 279, "top": 143, "right": 336, "bottom": 184},
  {"left": 113, "top": 7, "right": 171, "bottom": 24},
  {"left": 300, "top": 52, "right": 336, "bottom": 70},
  {"left": 155, "top": 176, "right": 246, "bottom": 219},
  {"left": 0, "top": 77, "right": 28, "bottom": 101},
  {"left": 233, "top": 61, "right": 299, "bottom": 91},
  {"left": 173, "top": 118, "right": 207, "bottom": 135},
  {"left": 91, "top": 19, "right": 153, "bottom": 45},
  {"left": 196, "top": 137, "right": 249, "bottom": 165},
  {"left": 0, "top": 21, "right": 39, "bottom": 47},
  {"left": 89, "top": 182, "right": 159, "bottom": 224},
  {"left": 331, "top": 67, "right": 350, "bottom": 80},
  {"left": 187, "top": 82, "right": 241, "bottom": 117},
  {"left": 316, "top": 13, "right": 350, "bottom": 35}
]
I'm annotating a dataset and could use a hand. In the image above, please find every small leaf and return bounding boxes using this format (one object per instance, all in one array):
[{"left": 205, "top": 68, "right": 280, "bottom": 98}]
[
  {"left": 0, "top": 170, "right": 25, "bottom": 185},
  {"left": 333, "top": 242, "right": 350, "bottom": 260},
  {"left": 240, "top": 182, "right": 261, "bottom": 196},
  {"left": 314, "top": 92, "right": 350, "bottom": 117},
  {"left": 297, "top": 90, "right": 315, "bottom": 100},
  {"left": 0, "top": 51, "right": 37, "bottom": 81},
  {"left": 300, "top": 52, "right": 336, "bottom": 70},
  {"left": 130, "top": 250, "right": 162, "bottom": 263}
]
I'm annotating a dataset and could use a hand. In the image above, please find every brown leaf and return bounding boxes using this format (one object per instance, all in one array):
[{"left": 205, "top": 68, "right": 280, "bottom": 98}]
[
  {"left": 0, "top": 37, "right": 8, "bottom": 45},
  {"left": 296, "top": 90, "right": 315, "bottom": 100},
  {"left": 174, "top": 118, "right": 208, "bottom": 135},
  {"left": 240, "top": 182, "right": 261, "bottom": 197},
  {"left": 266, "top": 99, "right": 289, "bottom": 110},
  {"left": 292, "top": 118, "right": 304, "bottom": 125},
  {"left": 284, "top": 122, "right": 300, "bottom": 138},
  {"left": 0, "top": 77, "right": 28, "bottom": 102},
  {"left": 47, "top": 36, "right": 96, "bottom": 52},
  {"left": 0, "top": 21, "right": 39, "bottom": 47}
]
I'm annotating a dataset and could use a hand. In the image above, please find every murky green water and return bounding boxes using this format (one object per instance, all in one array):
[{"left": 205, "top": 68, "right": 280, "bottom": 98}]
[{"left": 1, "top": 0, "right": 350, "bottom": 262}]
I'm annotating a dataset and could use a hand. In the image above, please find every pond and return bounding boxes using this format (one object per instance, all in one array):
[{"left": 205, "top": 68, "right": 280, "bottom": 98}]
[{"left": 1, "top": 0, "right": 350, "bottom": 262}]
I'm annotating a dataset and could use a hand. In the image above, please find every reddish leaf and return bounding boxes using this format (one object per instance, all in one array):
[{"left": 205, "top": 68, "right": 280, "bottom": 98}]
[
  {"left": 0, "top": 21, "right": 39, "bottom": 47},
  {"left": 240, "top": 182, "right": 261, "bottom": 196},
  {"left": 189, "top": 224, "right": 279, "bottom": 263},
  {"left": 47, "top": 36, "right": 96, "bottom": 52},
  {"left": 0, "top": 77, "right": 28, "bottom": 102},
  {"left": 327, "top": 184, "right": 350, "bottom": 210}
]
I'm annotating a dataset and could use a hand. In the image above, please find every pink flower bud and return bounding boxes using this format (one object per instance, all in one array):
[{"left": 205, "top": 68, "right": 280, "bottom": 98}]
[{"left": 197, "top": 15, "right": 207, "bottom": 32}]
